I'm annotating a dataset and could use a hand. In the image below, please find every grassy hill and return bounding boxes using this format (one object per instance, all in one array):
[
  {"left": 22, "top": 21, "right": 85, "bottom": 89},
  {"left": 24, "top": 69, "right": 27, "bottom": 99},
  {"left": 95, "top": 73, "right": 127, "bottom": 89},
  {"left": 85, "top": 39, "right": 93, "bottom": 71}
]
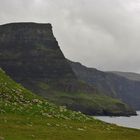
[
  {"left": 0, "top": 69, "right": 140, "bottom": 140},
  {"left": 0, "top": 68, "right": 91, "bottom": 120},
  {"left": 46, "top": 89, "right": 136, "bottom": 116}
]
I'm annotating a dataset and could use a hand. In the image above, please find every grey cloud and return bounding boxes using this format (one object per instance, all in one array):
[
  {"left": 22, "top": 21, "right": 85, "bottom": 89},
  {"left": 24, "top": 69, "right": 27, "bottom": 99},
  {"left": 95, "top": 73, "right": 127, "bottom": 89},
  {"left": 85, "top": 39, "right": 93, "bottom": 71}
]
[{"left": 0, "top": 0, "right": 140, "bottom": 72}]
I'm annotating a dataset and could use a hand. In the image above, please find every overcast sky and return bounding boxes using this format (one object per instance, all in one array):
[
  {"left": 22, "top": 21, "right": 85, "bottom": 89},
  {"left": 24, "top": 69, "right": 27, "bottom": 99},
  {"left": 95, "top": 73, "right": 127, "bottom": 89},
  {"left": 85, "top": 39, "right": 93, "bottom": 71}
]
[{"left": 0, "top": 0, "right": 140, "bottom": 72}]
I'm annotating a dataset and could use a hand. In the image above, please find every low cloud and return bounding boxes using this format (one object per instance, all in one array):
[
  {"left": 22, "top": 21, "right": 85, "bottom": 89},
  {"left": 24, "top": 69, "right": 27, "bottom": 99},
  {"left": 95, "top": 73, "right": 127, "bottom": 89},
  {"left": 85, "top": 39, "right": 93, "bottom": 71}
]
[{"left": 0, "top": 0, "right": 140, "bottom": 72}]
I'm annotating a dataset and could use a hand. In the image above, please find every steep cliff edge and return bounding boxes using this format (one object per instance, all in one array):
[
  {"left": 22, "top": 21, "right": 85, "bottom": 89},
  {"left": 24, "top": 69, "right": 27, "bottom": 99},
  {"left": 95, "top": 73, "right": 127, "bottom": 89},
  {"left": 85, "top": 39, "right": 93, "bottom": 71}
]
[
  {"left": 0, "top": 22, "right": 136, "bottom": 116},
  {"left": 0, "top": 23, "right": 76, "bottom": 81},
  {"left": 110, "top": 71, "right": 140, "bottom": 81},
  {"left": 69, "top": 60, "right": 140, "bottom": 110}
]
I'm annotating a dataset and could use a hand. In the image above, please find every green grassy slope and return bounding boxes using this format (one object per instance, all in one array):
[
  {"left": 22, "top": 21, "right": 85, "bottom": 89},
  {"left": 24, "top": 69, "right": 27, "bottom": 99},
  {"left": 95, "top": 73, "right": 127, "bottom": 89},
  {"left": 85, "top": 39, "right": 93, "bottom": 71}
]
[
  {"left": 0, "top": 69, "right": 90, "bottom": 121},
  {"left": 33, "top": 81, "right": 135, "bottom": 116},
  {"left": 0, "top": 114, "right": 140, "bottom": 140},
  {"left": 0, "top": 68, "right": 140, "bottom": 140},
  {"left": 50, "top": 91, "right": 135, "bottom": 116}
]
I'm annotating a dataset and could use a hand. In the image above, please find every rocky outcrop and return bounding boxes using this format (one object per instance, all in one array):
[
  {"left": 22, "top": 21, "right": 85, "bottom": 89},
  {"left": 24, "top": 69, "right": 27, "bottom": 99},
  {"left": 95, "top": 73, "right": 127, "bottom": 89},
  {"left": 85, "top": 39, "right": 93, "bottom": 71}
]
[{"left": 0, "top": 23, "right": 76, "bottom": 81}]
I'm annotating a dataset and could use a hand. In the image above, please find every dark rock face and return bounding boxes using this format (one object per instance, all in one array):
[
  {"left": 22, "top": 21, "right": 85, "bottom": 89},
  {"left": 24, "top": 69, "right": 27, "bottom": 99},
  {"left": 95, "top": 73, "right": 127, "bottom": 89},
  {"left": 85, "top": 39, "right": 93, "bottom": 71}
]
[
  {"left": 0, "top": 22, "right": 95, "bottom": 98},
  {"left": 69, "top": 60, "right": 140, "bottom": 110},
  {"left": 0, "top": 23, "right": 76, "bottom": 84},
  {"left": 110, "top": 71, "right": 140, "bottom": 81},
  {"left": 0, "top": 22, "right": 136, "bottom": 116}
]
